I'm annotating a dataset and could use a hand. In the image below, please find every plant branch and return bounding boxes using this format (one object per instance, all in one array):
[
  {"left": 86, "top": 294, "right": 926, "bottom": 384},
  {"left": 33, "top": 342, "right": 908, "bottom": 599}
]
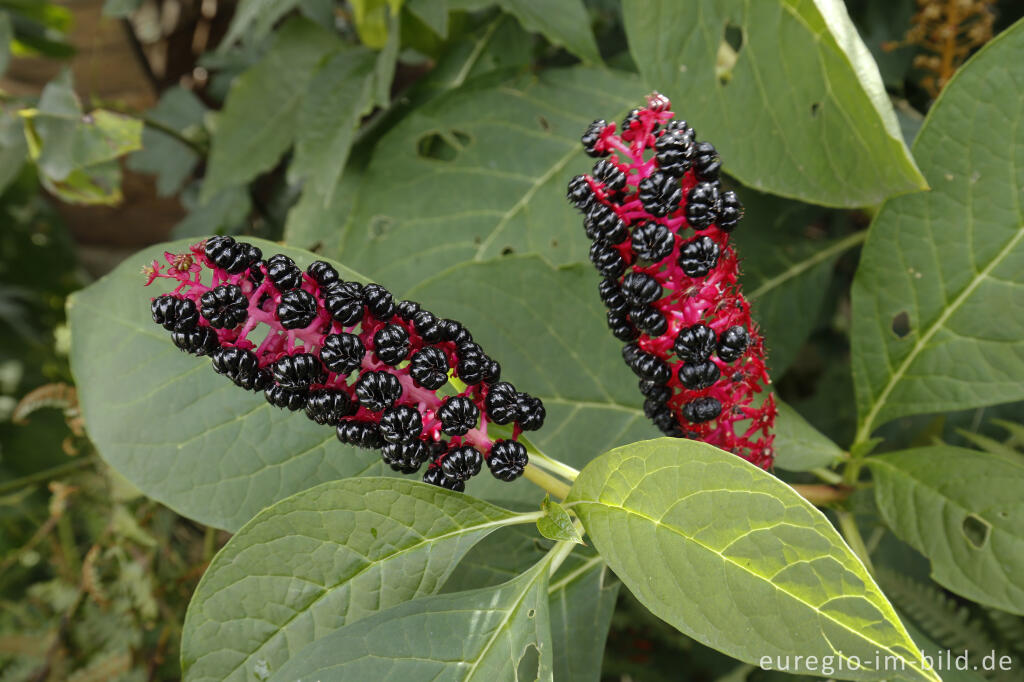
[
  {"left": 792, "top": 483, "right": 852, "bottom": 506},
  {"left": 0, "top": 456, "right": 96, "bottom": 496},
  {"left": 523, "top": 464, "right": 572, "bottom": 500},
  {"left": 836, "top": 509, "right": 875, "bottom": 575}
]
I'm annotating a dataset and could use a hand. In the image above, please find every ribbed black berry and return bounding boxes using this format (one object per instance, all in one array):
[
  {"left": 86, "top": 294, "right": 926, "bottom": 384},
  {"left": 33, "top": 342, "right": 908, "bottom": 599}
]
[
  {"left": 412, "top": 310, "right": 445, "bottom": 343},
  {"left": 515, "top": 393, "right": 545, "bottom": 431},
  {"left": 679, "top": 361, "right": 721, "bottom": 390},
  {"left": 320, "top": 333, "right": 365, "bottom": 374},
  {"left": 620, "top": 108, "right": 649, "bottom": 139},
  {"left": 484, "top": 382, "right": 518, "bottom": 424},
  {"left": 589, "top": 241, "right": 628, "bottom": 278},
  {"left": 674, "top": 324, "right": 717, "bottom": 363},
  {"left": 307, "top": 260, "right": 340, "bottom": 287},
  {"left": 607, "top": 310, "right": 640, "bottom": 342},
  {"left": 630, "top": 222, "right": 675, "bottom": 262},
  {"left": 581, "top": 119, "right": 609, "bottom": 157},
  {"left": 211, "top": 347, "right": 268, "bottom": 390},
  {"left": 323, "top": 281, "right": 365, "bottom": 326},
  {"left": 271, "top": 353, "right": 326, "bottom": 390},
  {"left": 363, "top": 283, "right": 395, "bottom": 320},
  {"left": 266, "top": 254, "right": 303, "bottom": 291},
  {"left": 717, "top": 191, "right": 743, "bottom": 232},
  {"left": 439, "top": 319, "right": 471, "bottom": 344},
  {"left": 482, "top": 359, "right": 501, "bottom": 385},
  {"left": 639, "top": 379, "right": 672, "bottom": 403},
  {"left": 305, "top": 389, "right": 357, "bottom": 425},
  {"left": 395, "top": 299, "right": 421, "bottom": 321},
  {"left": 682, "top": 397, "right": 722, "bottom": 423},
  {"left": 152, "top": 295, "right": 198, "bottom": 331},
  {"left": 200, "top": 285, "right": 248, "bottom": 329},
  {"left": 598, "top": 278, "right": 627, "bottom": 313},
  {"left": 623, "top": 344, "right": 671, "bottom": 384},
  {"left": 638, "top": 170, "right": 683, "bottom": 217},
  {"left": 422, "top": 466, "right": 465, "bottom": 492},
  {"left": 583, "top": 203, "right": 628, "bottom": 244},
  {"left": 336, "top": 420, "right": 384, "bottom": 449},
  {"left": 655, "top": 124, "right": 695, "bottom": 177},
  {"left": 171, "top": 326, "right": 219, "bottom": 356},
  {"left": 276, "top": 289, "right": 319, "bottom": 330},
  {"left": 650, "top": 404, "right": 685, "bottom": 436},
  {"left": 264, "top": 384, "right": 307, "bottom": 411},
  {"left": 438, "top": 396, "right": 479, "bottom": 436},
  {"left": 678, "top": 236, "right": 720, "bottom": 278},
  {"left": 381, "top": 441, "right": 429, "bottom": 473},
  {"left": 205, "top": 236, "right": 262, "bottom": 274},
  {"left": 592, "top": 158, "right": 627, "bottom": 193},
  {"left": 630, "top": 305, "right": 668, "bottom": 337},
  {"left": 248, "top": 261, "right": 265, "bottom": 283},
  {"left": 622, "top": 272, "right": 662, "bottom": 306},
  {"left": 373, "top": 324, "right": 410, "bottom": 366},
  {"left": 693, "top": 141, "right": 721, "bottom": 180},
  {"left": 409, "top": 347, "right": 449, "bottom": 390},
  {"left": 441, "top": 446, "right": 483, "bottom": 481},
  {"left": 354, "top": 371, "right": 402, "bottom": 412},
  {"left": 685, "top": 182, "right": 721, "bottom": 229},
  {"left": 567, "top": 175, "right": 594, "bottom": 212},
  {"left": 488, "top": 440, "right": 527, "bottom": 481},
  {"left": 379, "top": 405, "right": 423, "bottom": 444},
  {"left": 717, "top": 326, "right": 750, "bottom": 362},
  {"left": 455, "top": 345, "right": 492, "bottom": 384}
]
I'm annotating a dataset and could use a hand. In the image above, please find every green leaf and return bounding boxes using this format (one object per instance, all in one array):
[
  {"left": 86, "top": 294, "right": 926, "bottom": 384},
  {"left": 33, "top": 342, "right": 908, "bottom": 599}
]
[
  {"left": 372, "top": 8, "right": 400, "bottom": 108},
  {"left": 490, "top": 0, "right": 600, "bottom": 64},
  {"left": 101, "top": 0, "right": 143, "bottom": 17},
  {"left": 851, "top": 20, "right": 1024, "bottom": 442},
  {"left": 268, "top": 555, "right": 554, "bottom": 681},
  {"left": 218, "top": 0, "right": 302, "bottom": 49},
  {"left": 67, "top": 238, "right": 375, "bottom": 531},
  {"left": 568, "top": 438, "right": 937, "bottom": 681},
  {"left": 200, "top": 17, "right": 340, "bottom": 203},
  {"left": 172, "top": 184, "right": 251, "bottom": 238},
  {"left": 126, "top": 87, "right": 206, "bottom": 197},
  {"left": 316, "top": 66, "right": 647, "bottom": 291},
  {"left": 182, "top": 477, "right": 535, "bottom": 682},
  {"left": 351, "top": 0, "right": 403, "bottom": 49},
  {"left": 548, "top": 555, "right": 618, "bottom": 682},
  {"left": 406, "top": 0, "right": 447, "bottom": 37},
  {"left": 0, "top": 103, "right": 27, "bottom": 194},
  {"left": 291, "top": 48, "right": 377, "bottom": 203},
  {"left": 622, "top": 0, "right": 925, "bottom": 207},
  {"left": 536, "top": 496, "right": 583, "bottom": 544},
  {"left": 868, "top": 446, "right": 1024, "bottom": 615},
  {"left": 772, "top": 397, "right": 845, "bottom": 472},
  {"left": 0, "top": 11, "right": 12, "bottom": 76}
]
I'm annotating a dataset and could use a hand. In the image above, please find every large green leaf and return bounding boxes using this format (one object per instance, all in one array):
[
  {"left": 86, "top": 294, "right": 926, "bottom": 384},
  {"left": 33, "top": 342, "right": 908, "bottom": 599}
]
[
  {"left": 217, "top": 0, "right": 302, "bottom": 49},
  {"left": 869, "top": 446, "right": 1024, "bottom": 615},
  {"left": 127, "top": 87, "right": 206, "bottom": 197},
  {"left": 0, "top": 103, "right": 27, "bottom": 195},
  {"left": 621, "top": 0, "right": 925, "bottom": 207},
  {"left": 67, "top": 238, "right": 376, "bottom": 531},
  {"left": 851, "top": 20, "right": 1024, "bottom": 443},
  {"left": 567, "top": 439, "right": 937, "bottom": 682},
  {"left": 772, "top": 397, "right": 845, "bottom": 472},
  {"left": 182, "top": 478, "right": 536, "bottom": 682},
  {"left": 548, "top": 555, "right": 618, "bottom": 682},
  {"left": 269, "top": 555, "right": 555, "bottom": 681},
  {"left": 450, "top": 0, "right": 600, "bottom": 64},
  {"left": 200, "top": 18, "right": 339, "bottom": 202}
]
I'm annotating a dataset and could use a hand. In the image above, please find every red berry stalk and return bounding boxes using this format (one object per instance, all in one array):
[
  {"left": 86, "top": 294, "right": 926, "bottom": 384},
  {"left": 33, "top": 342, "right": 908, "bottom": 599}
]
[
  {"left": 144, "top": 237, "right": 545, "bottom": 491},
  {"left": 566, "top": 93, "right": 775, "bottom": 468}
]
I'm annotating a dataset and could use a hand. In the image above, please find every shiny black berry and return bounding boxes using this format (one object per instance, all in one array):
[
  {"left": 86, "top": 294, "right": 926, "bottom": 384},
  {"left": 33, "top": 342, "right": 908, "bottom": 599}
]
[
  {"left": 379, "top": 405, "right": 423, "bottom": 444},
  {"left": 354, "top": 371, "right": 402, "bottom": 412},
  {"left": 373, "top": 324, "right": 410, "bottom": 366},
  {"left": 205, "top": 236, "right": 261, "bottom": 274},
  {"left": 438, "top": 396, "right": 479, "bottom": 436},
  {"left": 363, "top": 283, "right": 395, "bottom": 320},
  {"left": 336, "top": 420, "right": 384, "bottom": 449},
  {"left": 592, "top": 159, "right": 627, "bottom": 193},
  {"left": 482, "top": 359, "right": 501, "bottom": 385},
  {"left": 441, "top": 446, "right": 483, "bottom": 481},
  {"left": 589, "top": 241, "right": 627, "bottom": 278},
  {"left": 516, "top": 394, "right": 545, "bottom": 431},
  {"left": 630, "top": 222, "right": 675, "bottom": 262},
  {"left": 409, "top": 347, "right": 449, "bottom": 390},
  {"left": 623, "top": 344, "right": 671, "bottom": 384},
  {"left": 581, "top": 119, "right": 609, "bottom": 157},
  {"left": 395, "top": 299, "right": 421, "bottom": 321},
  {"left": 693, "top": 141, "right": 721, "bottom": 180},
  {"left": 323, "top": 281, "right": 365, "bottom": 326},
  {"left": 598, "top": 278, "right": 627, "bottom": 313},
  {"left": 679, "top": 361, "right": 720, "bottom": 390},
  {"left": 305, "top": 389, "right": 358, "bottom": 425},
  {"left": 686, "top": 182, "right": 721, "bottom": 229},
  {"left": 567, "top": 175, "right": 594, "bottom": 213},
  {"left": 607, "top": 310, "right": 640, "bottom": 342},
  {"left": 584, "top": 203, "right": 628, "bottom": 244},
  {"left": 639, "top": 379, "right": 672, "bottom": 403},
  {"left": 682, "top": 396, "right": 722, "bottom": 423},
  {"left": 307, "top": 260, "right": 339, "bottom": 287},
  {"left": 264, "top": 384, "right": 307, "bottom": 411},
  {"left": 655, "top": 124, "right": 695, "bottom": 177},
  {"left": 485, "top": 382, "right": 519, "bottom": 424},
  {"left": 620, "top": 108, "right": 649, "bottom": 139},
  {"left": 638, "top": 170, "right": 683, "bottom": 217},
  {"left": 276, "top": 289, "right": 319, "bottom": 330},
  {"left": 455, "top": 345, "right": 492, "bottom": 384},
  {"left": 171, "top": 326, "right": 219, "bottom": 356},
  {"left": 271, "top": 353, "right": 326, "bottom": 390},
  {"left": 423, "top": 465, "right": 465, "bottom": 492},
  {"left": 678, "top": 236, "right": 720, "bottom": 277},
  {"left": 438, "top": 319, "right": 471, "bottom": 344},
  {"left": 267, "top": 254, "right": 303, "bottom": 291},
  {"left": 211, "top": 347, "right": 268, "bottom": 390},
  {"left": 674, "top": 324, "right": 717, "bottom": 363},
  {"left": 320, "top": 333, "right": 365, "bottom": 374},
  {"left": 200, "top": 285, "right": 248, "bottom": 329},
  {"left": 650, "top": 404, "right": 685, "bottom": 436},
  {"left": 717, "top": 326, "right": 750, "bottom": 362},
  {"left": 488, "top": 440, "right": 527, "bottom": 481},
  {"left": 152, "top": 295, "right": 194, "bottom": 331},
  {"left": 381, "top": 441, "right": 429, "bottom": 474},
  {"left": 717, "top": 191, "right": 743, "bottom": 232},
  {"left": 630, "top": 305, "right": 668, "bottom": 337},
  {"left": 412, "top": 310, "right": 444, "bottom": 343},
  {"left": 622, "top": 272, "right": 662, "bottom": 307}
]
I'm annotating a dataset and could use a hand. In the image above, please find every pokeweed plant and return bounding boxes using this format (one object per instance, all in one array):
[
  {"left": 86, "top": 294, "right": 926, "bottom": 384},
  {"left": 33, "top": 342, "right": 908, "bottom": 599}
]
[{"left": 57, "top": 2, "right": 1024, "bottom": 681}]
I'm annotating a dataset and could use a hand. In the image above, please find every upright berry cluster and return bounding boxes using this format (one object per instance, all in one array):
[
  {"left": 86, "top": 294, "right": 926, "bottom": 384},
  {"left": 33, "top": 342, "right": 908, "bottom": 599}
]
[
  {"left": 566, "top": 93, "right": 775, "bottom": 468},
  {"left": 144, "top": 237, "right": 545, "bottom": 491}
]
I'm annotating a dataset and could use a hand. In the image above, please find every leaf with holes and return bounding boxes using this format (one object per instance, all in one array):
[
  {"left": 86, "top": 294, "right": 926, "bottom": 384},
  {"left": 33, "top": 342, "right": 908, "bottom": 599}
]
[
  {"left": 268, "top": 555, "right": 554, "bottom": 681},
  {"left": 567, "top": 438, "right": 937, "bottom": 681},
  {"left": 182, "top": 477, "right": 536, "bottom": 682},
  {"left": 67, "top": 238, "right": 375, "bottom": 531},
  {"left": 851, "top": 20, "right": 1024, "bottom": 444},
  {"left": 869, "top": 446, "right": 1024, "bottom": 615},
  {"left": 622, "top": 0, "right": 925, "bottom": 207}
]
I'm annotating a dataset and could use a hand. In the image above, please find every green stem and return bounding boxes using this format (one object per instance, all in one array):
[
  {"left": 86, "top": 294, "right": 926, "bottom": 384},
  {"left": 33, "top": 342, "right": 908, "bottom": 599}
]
[
  {"left": 518, "top": 436, "right": 579, "bottom": 481},
  {"left": 836, "top": 509, "right": 875, "bottom": 575},
  {"left": 747, "top": 230, "right": 868, "bottom": 302},
  {"left": 810, "top": 467, "right": 844, "bottom": 485},
  {"left": 545, "top": 519, "right": 585, "bottom": 577},
  {"left": 0, "top": 457, "right": 96, "bottom": 496},
  {"left": 97, "top": 100, "right": 208, "bottom": 156},
  {"left": 57, "top": 514, "right": 80, "bottom": 579},
  {"left": 203, "top": 525, "right": 216, "bottom": 563},
  {"left": 523, "top": 464, "right": 572, "bottom": 501}
]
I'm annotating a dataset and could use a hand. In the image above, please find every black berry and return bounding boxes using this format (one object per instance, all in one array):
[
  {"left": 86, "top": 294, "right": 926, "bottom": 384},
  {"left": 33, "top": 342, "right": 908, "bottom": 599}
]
[
  {"left": 589, "top": 241, "right": 627, "bottom": 278},
  {"left": 485, "top": 382, "right": 519, "bottom": 424},
  {"left": 622, "top": 272, "right": 662, "bottom": 306},
  {"left": 323, "top": 281, "right": 365, "bottom": 326},
  {"left": 693, "top": 141, "right": 721, "bottom": 180},
  {"left": 200, "top": 285, "right": 248, "bottom": 329},
  {"left": 584, "top": 203, "right": 628, "bottom": 244},
  {"left": 592, "top": 159, "right": 627, "bottom": 193},
  {"left": 363, "top": 283, "right": 395, "bottom": 320},
  {"left": 305, "top": 389, "right": 358, "bottom": 425},
  {"left": 264, "top": 384, "right": 307, "bottom": 411},
  {"left": 422, "top": 466, "right": 465, "bottom": 492},
  {"left": 438, "top": 396, "right": 479, "bottom": 436},
  {"left": 638, "top": 170, "right": 682, "bottom": 217},
  {"left": 607, "top": 310, "right": 640, "bottom": 341},
  {"left": 381, "top": 441, "right": 429, "bottom": 473},
  {"left": 307, "top": 260, "right": 340, "bottom": 287},
  {"left": 686, "top": 182, "right": 721, "bottom": 229},
  {"left": 678, "top": 236, "right": 720, "bottom": 277},
  {"left": 271, "top": 353, "right": 326, "bottom": 390},
  {"left": 630, "top": 222, "right": 675, "bottom": 262},
  {"left": 717, "top": 326, "right": 750, "bottom": 362},
  {"left": 581, "top": 119, "right": 609, "bottom": 157},
  {"left": 515, "top": 393, "right": 545, "bottom": 431},
  {"left": 409, "top": 347, "right": 449, "bottom": 390},
  {"left": 205, "top": 236, "right": 261, "bottom": 274},
  {"left": 395, "top": 299, "right": 421, "bottom": 321},
  {"left": 674, "top": 324, "right": 717, "bottom": 363},
  {"left": 320, "top": 333, "right": 365, "bottom": 374},
  {"left": 211, "top": 347, "right": 268, "bottom": 390},
  {"left": 373, "top": 324, "right": 410, "bottom": 366},
  {"left": 354, "top": 371, "right": 402, "bottom": 412},
  {"left": 379, "top": 405, "right": 423, "bottom": 444},
  {"left": 336, "top": 420, "right": 384, "bottom": 449},
  {"left": 276, "top": 289, "right": 319, "bottom": 330},
  {"left": 655, "top": 124, "right": 695, "bottom": 177},
  {"left": 266, "top": 254, "right": 303, "bottom": 291},
  {"left": 682, "top": 397, "right": 722, "bottom": 423},
  {"left": 679, "top": 361, "right": 720, "bottom": 390},
  {"left": 630, "top": 305, "right": 668, "bottom": 337},
  {"left": 488, "top": 440, "right": 527, "bottom": 481},
  {"left": 718, "top": 191, "right": 743, "bottom": 232},
  {"left": 171, "top": 326, "right": 219, "bottom": 356},
  {"left": 567, "top": 175, "right": 594, "bottom": 212},
  {"left": 441, "top": 446, "right": 483, "bottom": 481}
]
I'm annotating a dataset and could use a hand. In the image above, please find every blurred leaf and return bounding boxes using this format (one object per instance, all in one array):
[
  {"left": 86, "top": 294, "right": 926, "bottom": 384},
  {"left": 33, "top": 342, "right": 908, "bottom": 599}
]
[
  {"left": 268, "top": 555, "right": 554, "bottom": 681},
  {"left": 549, "top": 555, "right": 618, "bottom": 682},
  {"left": 771, "top": 395, "right": 845, "bottom": 471},
  {"left": 0, "top": 12, "right": 11, "bottom": 76},
  {"left": 372, "top": 9, "right": 400, "bottom": 108},
  {"left": 101, "top": 0, "right": 142, "bottom": 18},
  {"left": 201, "top": 18, "right": 340, "bottom": 203},
  {"left": 869, "top": 446, "right": 1024, "bottom": 615},
  {"left": 218, "top": 0, "right": 302, "bottom": 49},
  {"left": 406, "top": 0, "right": 447, "bottom": 37},
  {"left": 68, "top": 238, "right": 374, "bottom": 531},
  {"left": 451, "top": 0, "right": 600, "bottom": 63},
  {"left": 352, "top": 0, "right": 403, "bottom": 48},
  {"left": 622, "top": 0, "right": 926, "bottom": 207},
  {"left": 536, "top": 496, "right": 583, "bottom": 543},
  {"left": 568, "top": 438, "right": 937, "bottom": 681},
  {"left": 127, "top": 87, "right": 206, "bottom": 197},
  {"left": 851, "top": 20, "right": 1024, "bottom": 443},
  {"left": 183, "top": 478, "right": 531, "bottom": 682},
  {"left": 173, "top": 183, "right": 252, "bottom": 239},
  {"left": 0, "top": 104, "right": 27, "bottom": 194}
]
